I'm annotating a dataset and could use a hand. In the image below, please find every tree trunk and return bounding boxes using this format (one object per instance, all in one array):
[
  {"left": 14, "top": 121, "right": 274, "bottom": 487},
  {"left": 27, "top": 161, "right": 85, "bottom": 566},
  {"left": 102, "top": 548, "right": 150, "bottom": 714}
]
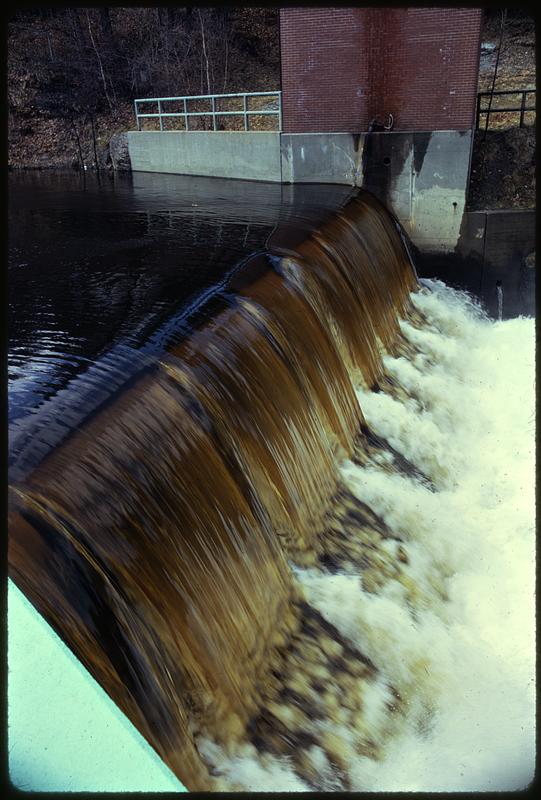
[
  {"left": 86, "top": 9, "right": 114, "bottom": 111},
  {"left": 88, "top": 112, "right": 100, "bottom": 172},
  {"left": 198, "top": 9, "right": 211, "bottom": 95},
  {"left": 99, "top": 8, "right": 115, "bottom": 52},
  {"left": 483, "top": 10, "right": 507, "bottom": 141},
  {"left": 70, "top": 8, "right": 87, "bottom": 49},
  {"left": 70, "top": 116, "right": 85, "bottom": 170},
  {"left": 222, "top": 19, "right": 229, "bottom": 93}
]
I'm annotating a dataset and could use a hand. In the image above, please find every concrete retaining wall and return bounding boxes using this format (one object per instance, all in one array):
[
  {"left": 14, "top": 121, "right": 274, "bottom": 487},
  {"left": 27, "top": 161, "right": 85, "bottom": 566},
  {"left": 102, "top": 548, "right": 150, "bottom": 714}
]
[
  {"left": 128, "top": 129, "right": 474, "bottom": 254},
  {"left": 8, "top": 580, "right": 185, "bottom": 791},
  {"left": 129, "top": 132, "right": 471, "bottom": 225},
  {"left": 279, "top": 130, "right": 475, "bottom": 254},
  {"left": 127, "top": 131, "right": 282, "bottom": 182},
  {"left": 281, "top": 133, "right": 362, "bottom": 184},
  {"left": 475, "top": 210, "right": 535, "bottom": 319},
  {"left": 414, "top": 209, "right": 535, "bottom": 319}
]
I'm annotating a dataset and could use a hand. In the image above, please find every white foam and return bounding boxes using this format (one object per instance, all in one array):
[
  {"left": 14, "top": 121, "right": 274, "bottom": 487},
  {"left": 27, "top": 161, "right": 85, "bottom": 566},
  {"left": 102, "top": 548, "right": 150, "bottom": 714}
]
[
  {"left": 342, "top": 281, "right": 535, "bottom": 791},
  {"left": 202, "top": 280, "right": 535, "bottom": 791},
  {"left": 198, "top": 738, "right": 312, "bottom": 792}
]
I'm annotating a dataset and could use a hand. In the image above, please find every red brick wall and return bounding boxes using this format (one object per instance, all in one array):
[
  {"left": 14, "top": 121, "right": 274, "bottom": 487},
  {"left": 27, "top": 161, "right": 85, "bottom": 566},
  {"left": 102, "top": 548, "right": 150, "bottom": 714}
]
[{"left": 280, "top": 7, "right": 482, "bottom": 133}]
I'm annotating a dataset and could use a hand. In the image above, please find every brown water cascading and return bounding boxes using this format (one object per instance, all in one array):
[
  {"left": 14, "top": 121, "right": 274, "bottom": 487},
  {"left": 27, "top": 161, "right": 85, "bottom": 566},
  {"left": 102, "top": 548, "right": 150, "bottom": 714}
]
[
  {"left": 270, "top": 193, "right": 417, "bottom": 385},
  {"left": 8, "top": 188, "right": 418, "bottom": 790}
]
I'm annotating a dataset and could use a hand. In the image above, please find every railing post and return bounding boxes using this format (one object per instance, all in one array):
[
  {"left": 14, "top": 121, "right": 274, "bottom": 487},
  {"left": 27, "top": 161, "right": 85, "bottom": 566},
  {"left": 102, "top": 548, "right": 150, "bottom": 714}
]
[
  {"left": 475, "top": 94, "right": 481, "bottom": 131},
  {"left": 158, "top": 100, "right": 163, "bottom": 131},
  {"left": 211, "top": 96, "right": 216, "bottom": 131},
  {"left": 135, "top": 101, "right": 140, "bottom": 131},
  {"left": 243, "top": 94, "right": 248, "bottom": 131},
  {"left": 520, "top": 91, "right": 526, "bottom": 128},
  {"left": 184, "top": 98, "right": 188, "bottom": 131},
  {"left": 278, "top": 92, "right": 282, "bottom": 132}
]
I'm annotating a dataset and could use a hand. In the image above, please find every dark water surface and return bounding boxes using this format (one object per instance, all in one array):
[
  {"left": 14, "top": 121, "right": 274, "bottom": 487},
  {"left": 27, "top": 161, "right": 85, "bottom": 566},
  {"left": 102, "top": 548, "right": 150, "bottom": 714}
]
[{"left": 8, "top": 171, "right": 354, "bottom": 478}]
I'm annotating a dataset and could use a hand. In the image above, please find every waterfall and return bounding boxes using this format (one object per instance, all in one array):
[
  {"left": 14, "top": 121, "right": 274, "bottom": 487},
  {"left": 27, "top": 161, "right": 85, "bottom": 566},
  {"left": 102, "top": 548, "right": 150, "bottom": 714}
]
[{"left": 8, "top": 190, "right": 534, "bottom": 791}]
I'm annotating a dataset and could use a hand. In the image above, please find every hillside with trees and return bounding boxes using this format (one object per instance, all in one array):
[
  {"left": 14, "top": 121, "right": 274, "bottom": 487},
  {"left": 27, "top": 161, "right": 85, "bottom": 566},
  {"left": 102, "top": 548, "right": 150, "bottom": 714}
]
[
  {"left": 468, "top": 8, "right": 535, "bottom": 209},
  {"left": 8, "top": 7, "right": 280, "bottom": 169}
]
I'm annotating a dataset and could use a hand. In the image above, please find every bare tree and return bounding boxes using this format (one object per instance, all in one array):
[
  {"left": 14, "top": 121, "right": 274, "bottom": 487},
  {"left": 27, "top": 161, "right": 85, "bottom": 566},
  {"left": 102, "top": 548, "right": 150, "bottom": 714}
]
[
  {"left": 482, "top": 9, "right": 510, "bottom": 139},
  {"left": 8, "top": 7, "right": 280, "bottom": 153},
  {"left": 86, "top": 9, "right": 114, "bottom": 111},
  {"left": 198, "top": 9, "right": 211, "bottom": 95}
]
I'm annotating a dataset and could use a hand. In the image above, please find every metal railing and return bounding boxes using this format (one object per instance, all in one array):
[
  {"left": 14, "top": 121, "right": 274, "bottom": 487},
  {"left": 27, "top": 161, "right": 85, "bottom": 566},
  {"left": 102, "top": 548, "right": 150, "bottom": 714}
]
[
  {"left": 134, "top": 91, "right": 282, "bottom": 132},
  {"left": 476, "top": 89, "right": 536, "bottom": 130}
]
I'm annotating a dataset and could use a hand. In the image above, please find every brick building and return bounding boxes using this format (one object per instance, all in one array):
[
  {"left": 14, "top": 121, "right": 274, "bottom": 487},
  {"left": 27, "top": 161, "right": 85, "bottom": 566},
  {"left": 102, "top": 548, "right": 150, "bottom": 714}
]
[
  {"left": 129, "top": 8, "right": 485, "bottom": 253},
  {"left": 279, "top": 7, "right": 483, "bottom": 133}
]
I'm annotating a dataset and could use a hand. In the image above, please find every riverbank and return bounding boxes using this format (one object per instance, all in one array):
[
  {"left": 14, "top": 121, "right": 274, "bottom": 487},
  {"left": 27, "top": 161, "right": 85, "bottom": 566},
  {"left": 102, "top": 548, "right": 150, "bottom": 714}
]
[
  {"left": 8, "top": 102, "right": 134, "bottom": 171},
  {"left": 468, "top": 125, "right": 535, "bottom": 210}
]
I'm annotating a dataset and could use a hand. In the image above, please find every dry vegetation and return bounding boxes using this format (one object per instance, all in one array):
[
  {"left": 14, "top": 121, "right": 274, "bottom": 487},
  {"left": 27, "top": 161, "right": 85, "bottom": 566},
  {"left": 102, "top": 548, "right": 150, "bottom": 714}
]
[
  {"left": 478, "top": 10, "right": 535, "bottom": 95},
  {"left": 8, "top": 7, "right": 280, "bottom": 169},
  {"left": 468, "top": 9, "right": 535, "bottom": 210}
]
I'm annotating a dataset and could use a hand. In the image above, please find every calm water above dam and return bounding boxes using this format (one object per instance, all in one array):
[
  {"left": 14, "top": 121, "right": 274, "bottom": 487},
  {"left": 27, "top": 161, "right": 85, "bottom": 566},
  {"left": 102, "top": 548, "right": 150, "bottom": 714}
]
[
  {"left": 8, "top": 170, "right": 534, "bottom": 792},
  {"left": 8, "top": 171, "right": 353, "bottom": 478}
]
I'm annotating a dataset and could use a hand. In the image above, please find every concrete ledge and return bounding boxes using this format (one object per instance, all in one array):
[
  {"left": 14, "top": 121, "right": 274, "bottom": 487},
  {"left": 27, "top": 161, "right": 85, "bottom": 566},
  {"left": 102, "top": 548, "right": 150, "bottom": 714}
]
[
  {"left": 127, "top": 130, "right": 282, "bottom": 182},
  {"left": 126, "top": 129, "right": 476, "bottom": 254},
  {"left": 415, "top": 209, "right": 535, "bottom": 319},
  {"left": 361, "top": 130, "right": 473, "bottom": 253},
  {"left": 481, "top": 209, "right": 535, "bottom": 318}
]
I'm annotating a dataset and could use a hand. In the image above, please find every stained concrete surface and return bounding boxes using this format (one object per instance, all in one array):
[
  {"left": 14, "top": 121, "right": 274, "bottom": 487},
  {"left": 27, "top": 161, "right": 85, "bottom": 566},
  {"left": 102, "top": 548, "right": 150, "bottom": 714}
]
[
  {"left": 361, "top": 130, "right": 473, "bottom": 252},
  {"left": 127, "top": 129, "right": 474, "bottom": 255},
  {"left": 128, "top": 130, "right": 282, "bottom": 182},
  {"left": 281, "top": 132, "right": 362, "bottom": 184},
  {"left": 481, "top": 209, "right": 536, "bottom": 318},
  {"left": 125, "top": 130, "right": 534, "bottom": 315},
  {"left": 414, "top": 209, "right": 535, "bottom": 319},
  {"left": 276, "top": 129, "right": 473, "bottom": 255}
]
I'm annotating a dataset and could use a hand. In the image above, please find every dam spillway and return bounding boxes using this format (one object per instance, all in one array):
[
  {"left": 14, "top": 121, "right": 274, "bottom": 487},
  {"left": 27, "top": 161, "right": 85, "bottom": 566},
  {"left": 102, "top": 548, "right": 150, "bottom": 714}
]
[{"left": 8, "top": 171, "right": 534, "bottom": 791}]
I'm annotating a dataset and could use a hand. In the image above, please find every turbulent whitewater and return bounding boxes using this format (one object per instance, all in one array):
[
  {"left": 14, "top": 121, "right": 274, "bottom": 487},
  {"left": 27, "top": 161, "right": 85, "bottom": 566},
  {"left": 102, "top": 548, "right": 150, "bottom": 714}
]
[
  {"left": 8, "top": 189, "right": 534, "bottom": 792},
  {"left": 201, "top": 280, "right": 535, "bottom": 792}
]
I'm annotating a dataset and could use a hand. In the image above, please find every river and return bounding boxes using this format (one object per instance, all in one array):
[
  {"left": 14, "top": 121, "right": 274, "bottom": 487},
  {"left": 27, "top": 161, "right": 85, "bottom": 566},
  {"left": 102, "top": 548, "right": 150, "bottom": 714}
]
[{"left": 8, "top": 170, "right": 535, "bottom": 792}]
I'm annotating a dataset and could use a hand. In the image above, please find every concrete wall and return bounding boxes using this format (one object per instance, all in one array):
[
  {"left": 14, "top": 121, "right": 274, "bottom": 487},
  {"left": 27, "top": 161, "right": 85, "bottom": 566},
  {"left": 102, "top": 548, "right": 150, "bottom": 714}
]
[
  {"left": 127, "top": 129, "right": 535, "bottom": 318},
  {"left": 8, "top": 580, "right": 185, "bottom": 792},
  {"left": 414, "top": 209, "right": 535, "bottom": 319},
  {"left": 127, "top": 131, "right": 282, "bottom": 182},
  {"left": 130, "top": 129, "right": 536, "bottom": 278},
  {"left": 281, "top": 133, "right": 362, "bottom": 184},
  {"left": 128, "top": 130, "right": 471, "bottom": 248},
  {"left": 481, "top": 210, "right": 535, "bottom": 318},
  {"left": 127, "top": 129, "right": 473, "bottom": 252},
  {"left": 279, "top": 130, "right": 474, "bottom": 254},
  {"left": 361, "top": 130, "right": 474, "bottom": 253}
]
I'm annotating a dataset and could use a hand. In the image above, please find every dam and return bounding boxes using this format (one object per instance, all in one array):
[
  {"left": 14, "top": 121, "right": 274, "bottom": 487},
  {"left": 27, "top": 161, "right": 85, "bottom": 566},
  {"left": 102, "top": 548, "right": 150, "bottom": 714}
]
[
  {"left": 123, "top": 6, "right": 534, "bottom": 319},
  {"left": 7, "top": 169, "right": 535, "bottom": 791}
]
